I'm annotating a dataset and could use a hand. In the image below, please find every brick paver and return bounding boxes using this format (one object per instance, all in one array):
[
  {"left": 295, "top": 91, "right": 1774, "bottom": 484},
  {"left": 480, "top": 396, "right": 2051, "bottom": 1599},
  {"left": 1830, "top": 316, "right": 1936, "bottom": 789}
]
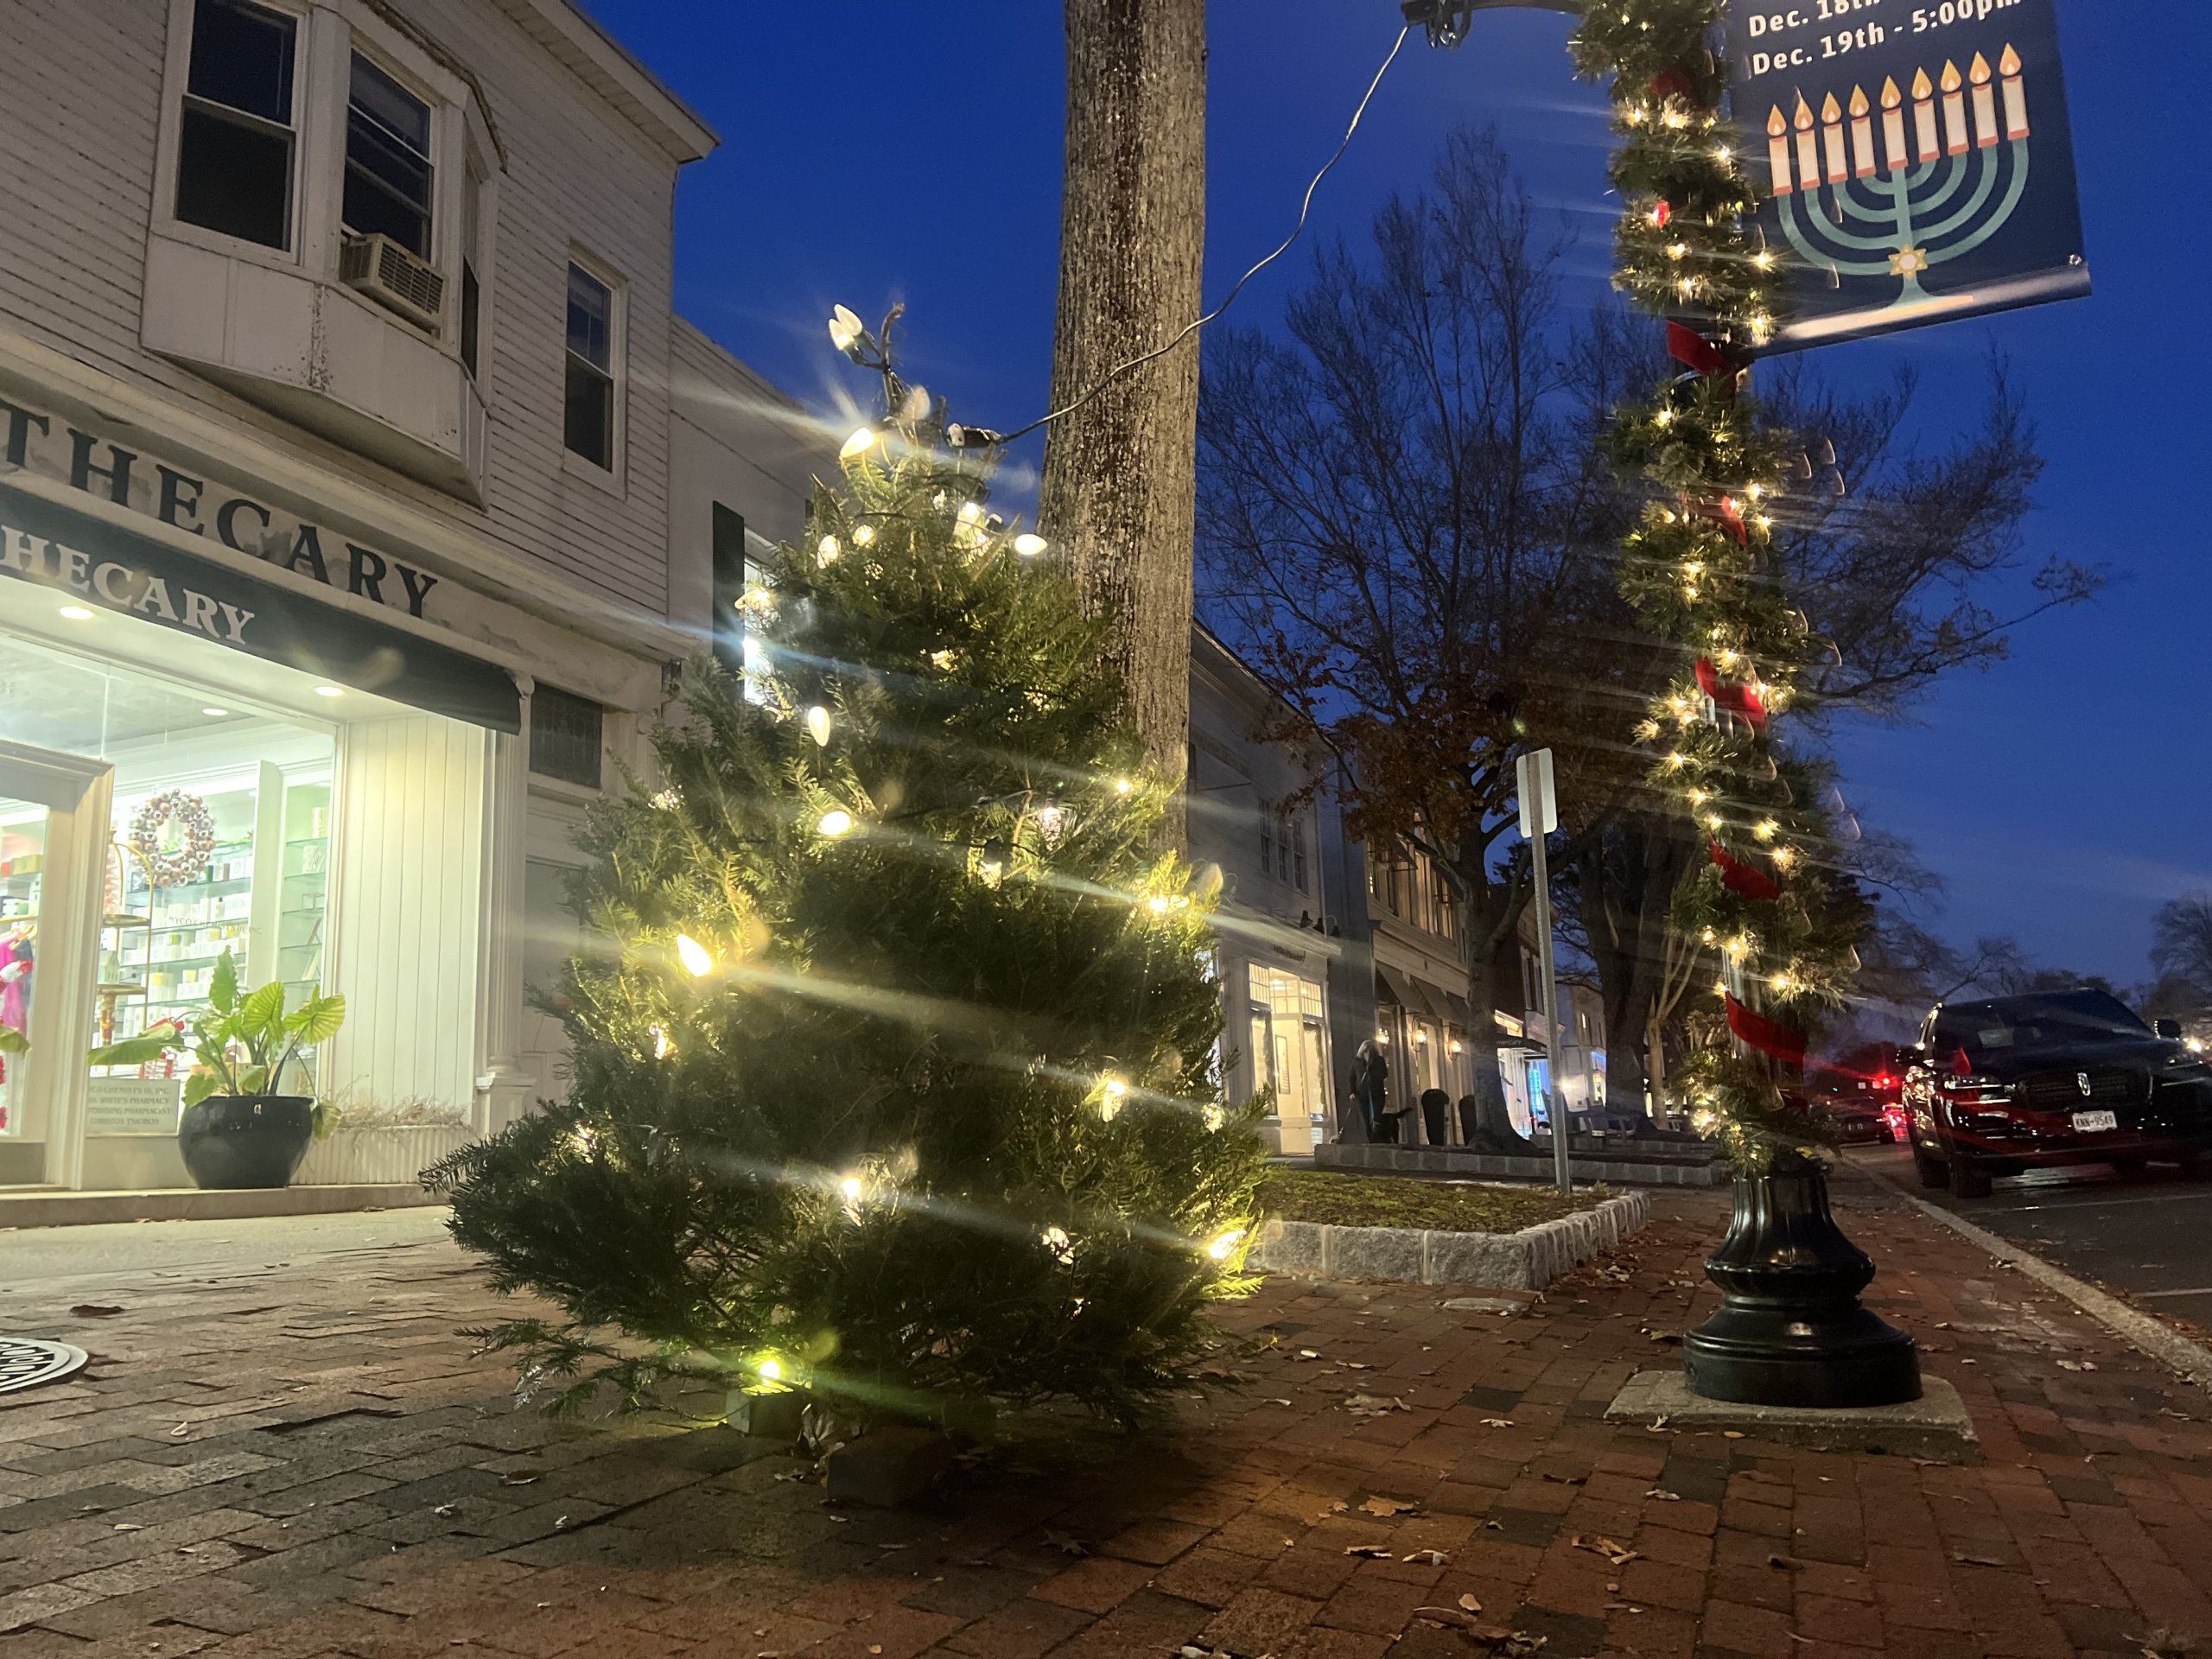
[{"left": 3, "top": 1172, "right": 2208, "bottom": 1657}]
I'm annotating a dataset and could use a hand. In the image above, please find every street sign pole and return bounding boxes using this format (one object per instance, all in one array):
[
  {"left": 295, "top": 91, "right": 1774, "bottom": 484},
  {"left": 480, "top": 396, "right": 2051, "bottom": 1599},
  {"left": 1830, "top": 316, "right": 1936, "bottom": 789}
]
[{"left": 1516, "top": 749, "right": 1570, "bottom": 1195}]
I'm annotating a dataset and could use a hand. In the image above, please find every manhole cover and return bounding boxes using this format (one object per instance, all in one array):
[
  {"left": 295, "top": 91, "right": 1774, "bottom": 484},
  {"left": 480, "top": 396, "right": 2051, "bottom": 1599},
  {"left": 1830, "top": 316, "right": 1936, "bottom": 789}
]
[{"left": 0, "top": 1338, "right": 90, "bottom": 1394}]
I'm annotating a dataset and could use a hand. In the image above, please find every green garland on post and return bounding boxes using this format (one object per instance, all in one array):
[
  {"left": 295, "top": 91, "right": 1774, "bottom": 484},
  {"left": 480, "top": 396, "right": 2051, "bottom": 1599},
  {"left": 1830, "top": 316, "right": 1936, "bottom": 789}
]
[{"left": 1570, "top": 1, "right": 1863, "bottom": 1170}]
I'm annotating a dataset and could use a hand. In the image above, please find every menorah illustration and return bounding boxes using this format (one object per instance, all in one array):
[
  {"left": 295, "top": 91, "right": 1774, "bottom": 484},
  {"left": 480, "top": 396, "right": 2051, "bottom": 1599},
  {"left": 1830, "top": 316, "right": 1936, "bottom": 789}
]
[{"left": 1764, "top": 47, "right": 2033, "bottom": 322}]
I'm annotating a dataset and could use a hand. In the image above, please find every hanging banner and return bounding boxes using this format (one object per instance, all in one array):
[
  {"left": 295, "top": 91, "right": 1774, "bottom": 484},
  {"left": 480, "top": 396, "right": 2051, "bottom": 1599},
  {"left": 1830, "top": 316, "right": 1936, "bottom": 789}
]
[{"left": 1724, "top": 0, "right": 2091, "bottom": 349}]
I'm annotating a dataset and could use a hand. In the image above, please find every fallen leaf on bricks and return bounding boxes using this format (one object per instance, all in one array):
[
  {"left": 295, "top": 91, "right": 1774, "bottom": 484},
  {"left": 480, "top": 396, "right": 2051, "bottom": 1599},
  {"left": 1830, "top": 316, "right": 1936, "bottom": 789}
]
[
  {"left": 1572, "top": 1535, "right": 1640, "bottom": 1567},
  {"left": 1540, "top": 1471, "right": 1586, "bottom": 1485},
  {"left": 1402, "top": 1548, "right": 1449, "bottom": 1565},
  {"left": 1645, "top": 1489, "right": 1681, "bottom": 1501},
  {"left": 69, "top": 1305, "right": 125, "bottom": 1319},
  {"left": 1722, "top": 1430, "right": 1746, "bottom": 1440},
  {"left": 1344, "top": 1543, "right": 1396, "bottom": 1559},
  {"left": 1044, "top": 1531, "right": 1089, "bottom": 1557},
  {"left": 1294, "top": 1350, "right": 1321, "bottom": 1361},
  {"left": 1359, "top": 1496, "right": 1417, "bottom": 1517},
  {"left": 1264, "top": 1399, "right": 1294, "bottom": 1407},
  {"left": 111, "top": 1523, "right": 143, "bottom": 1532},
  {"left": 1459, "top": 1594, "right": 1484, "bottom": 1612},
  {"left": 500, "top": 1472, "right": 539, "bottom": 1486},
  {"left": 168, "top": 1424, "right": 189, "bottom": 1438},
  {"left": 1479, "top": 1418, "right": 1516, "bottom": 1428},
  {"left": 1768, "top": 1554, "right": 1805, "bottom": 1571},
  {"left": 433, "top": 1503, "right": 460, "bottom": 1517},
  {"left": 1951, "top": 1553, "right": 2007, "bottom": 1567}
]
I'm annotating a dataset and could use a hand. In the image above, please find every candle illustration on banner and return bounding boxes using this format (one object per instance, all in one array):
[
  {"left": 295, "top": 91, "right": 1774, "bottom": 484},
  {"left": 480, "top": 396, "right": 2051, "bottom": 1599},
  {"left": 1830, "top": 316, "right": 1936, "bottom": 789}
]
[
  {"left": 1881, "top": 77, "right": 1909, "bottom": 172},
  {"left": 2000, "top": 44, "right": 2030, "bottom": 139},
  {"left": 1768, "top": 47, "right": 2041, "bottom": 333},
  {"left": 1849, "top": 86, "right": 1877, "bottom": 179},
  {"left": 1941, "top": 60, "right": 1969, "bottom": 156},
  {"left": 1821, "top": 93, "right": 1848, "bottom": 185},
  {"left": 1969, "top": 53, "right": 1999, "bottom": 147}
]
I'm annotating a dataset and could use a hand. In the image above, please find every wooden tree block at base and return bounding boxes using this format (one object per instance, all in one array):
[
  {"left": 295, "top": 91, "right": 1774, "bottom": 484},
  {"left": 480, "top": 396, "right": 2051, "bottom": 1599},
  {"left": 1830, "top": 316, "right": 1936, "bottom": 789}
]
[{"left": 824, "top": 1427, "right": 956, "bottom": 1508}]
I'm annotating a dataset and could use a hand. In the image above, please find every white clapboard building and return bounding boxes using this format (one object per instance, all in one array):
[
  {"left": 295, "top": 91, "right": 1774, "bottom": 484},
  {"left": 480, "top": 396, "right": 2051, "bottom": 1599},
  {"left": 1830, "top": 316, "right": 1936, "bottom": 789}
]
[{"left": 0, "top": 0, "right": 817, "bottom": 1201}]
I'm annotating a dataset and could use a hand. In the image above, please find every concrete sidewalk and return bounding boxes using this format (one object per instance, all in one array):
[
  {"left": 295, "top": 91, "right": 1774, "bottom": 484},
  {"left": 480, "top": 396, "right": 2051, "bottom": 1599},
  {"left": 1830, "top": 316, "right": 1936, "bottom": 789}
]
[{"left": 2, "top": 1174, "right": 2208, "bottom": 1658}]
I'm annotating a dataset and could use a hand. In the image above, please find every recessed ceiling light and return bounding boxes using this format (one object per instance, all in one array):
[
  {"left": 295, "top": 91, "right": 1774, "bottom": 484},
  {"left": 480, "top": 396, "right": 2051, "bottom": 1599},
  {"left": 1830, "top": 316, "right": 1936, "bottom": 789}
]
[
  {"left": 58, "top": 605, "right": 94, "bottom": 621},
  {"left": 313, "top": 685, "right": 344, "bottom": 698},
  {"left": 201, "top": 707, "right": 230, "bottom": 718}
]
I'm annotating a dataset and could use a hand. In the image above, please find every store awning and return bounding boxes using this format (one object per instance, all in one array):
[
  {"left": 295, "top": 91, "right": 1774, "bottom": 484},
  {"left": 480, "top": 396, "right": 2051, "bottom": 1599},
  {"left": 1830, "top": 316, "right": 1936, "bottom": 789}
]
[
  {"left": 1376, "top": 963, "right": 1442, "bottom": 1023},
  {"left": 0, "top": 480, "right": 522, "bottom": 734},
  {"left": 1440, "top": 990, "right": 1474, "bottom": 1028}
]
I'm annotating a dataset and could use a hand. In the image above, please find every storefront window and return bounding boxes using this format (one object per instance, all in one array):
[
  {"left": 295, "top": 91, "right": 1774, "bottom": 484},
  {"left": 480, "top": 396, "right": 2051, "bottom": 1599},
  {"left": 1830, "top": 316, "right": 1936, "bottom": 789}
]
[
  {"left": 1247, "top": 963, "right": 1327, "bottom": 1152},
  {"left": 0, "top": 631, "right": 335, "bottom": 1176}
]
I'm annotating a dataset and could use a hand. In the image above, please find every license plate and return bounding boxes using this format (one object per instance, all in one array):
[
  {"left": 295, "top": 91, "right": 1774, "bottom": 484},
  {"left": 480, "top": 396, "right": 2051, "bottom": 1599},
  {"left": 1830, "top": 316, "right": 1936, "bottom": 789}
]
[{"left": 2071, "top": 1110, "right": 2119, "bottom": 1134}]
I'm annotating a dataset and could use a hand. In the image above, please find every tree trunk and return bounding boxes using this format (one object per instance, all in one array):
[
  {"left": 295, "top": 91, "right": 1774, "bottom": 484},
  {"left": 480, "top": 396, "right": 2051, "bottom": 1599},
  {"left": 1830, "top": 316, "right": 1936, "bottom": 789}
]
[{"left": 1044, "top": 0, "right": 1208, "bottom": 810}]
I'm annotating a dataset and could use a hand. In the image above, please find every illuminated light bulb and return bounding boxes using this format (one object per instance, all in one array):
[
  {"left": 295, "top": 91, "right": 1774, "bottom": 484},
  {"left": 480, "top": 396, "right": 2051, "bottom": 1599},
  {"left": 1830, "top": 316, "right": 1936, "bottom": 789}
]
[
  {"left": 1098, "top": 1077, "right": 1128, "bottom": 1121},
  {"left": 1207, "top": 1229, "right": 1245, "bottom": 1262},
  {"left": 1654, "top": 407, "right": 1675, "bottom": 428},
  {"left": 1450, "top": 1041, "right": 1464, "bottom": 1056},
  {"left": 1687, "top": 788, "right": 1709, "bottom": 807},
  {"left": 1713, "top": 145, "right": 1733, "bottom": 163},
  {"left": 1753, "top": 819, "right": 1778, "bottom": 842},
  {"left": 1374, "top": 1028, "right": 1390, "bottom": 1045},
  {"left": 1041, "top": 1225, "right": 1076, "bottom": 1263},
  {"left": 1147, "top": 894, "right": 1172, "bottom": 915},
  {"left": 571, "top": 1125, "right": 596, "bottom": 1154},
  {"left": 651, "top": 788, "right": 681, "bottom": 810},
  {"left": 1033, "top": 804, "right": 1066, "bottom": 839},
  {"left": 1705, "top": 814, "right": 1725, "bottom": 831},
  {"left": 817, "top": 535, "right": 841, "bottom": 567},
  {"left": 1770, "top": 846, "right": 1797, "bottom": 869},
  {"left": 928, "top": 650, "right": 955, "bottom": 671},
  {"left": 817, "top": 809, "right": 855, "bottom": 839},
  {"left": 839, "top": 1174, "right": 864, "bottom": 1205},
  {"left": 57, "top": 604, "right": 95, "bottom": 621},
  {"left": 758, "top": 1357, "right": 783, "bottom": 1382},
  {"left": 1678, "top": 277, "right": 1698, "bottom": 301},
  {"left": 1726, "top": 934, "right": 1753, "bottom": 959},
  {"left": 852, "top": 524, "right": 876, "bottom": 547},
  {"left": 1716, "top": 649, "right": 1739, "bottom": 669},
  {"left": 805, "top": 705, "right": 832, "bottom": 747},
  {"left": 1771, "top": 972, "right": 1795, "bottom": 994},
  {"left": 1665, "top": 752, "right": 1687, "bottom": 770},
  {"left": 828, "top": 305, "right": 864, "bottom": 354},
  {"left": 1115, "top": 777, "right": 1134, "bottom": 795},
  {"left": 1667, "top": 243, "right": 1688, "bottom": 262},
  {"left": 1203, "top": 1103, "right": 1225, "bottom": 1131},
  {"left": 1683, "top": 560, "right": 1704, "bottom": 577},
  {"left": 650, "top": 1024, "right": 671, "bottom": 1059},
  {"left": 1701, "top": 927, "right": 1719, "bottom": 944},
  {"left": 1682, "top": 585, "right": 1700, "bottom": 601},
  {"left": 675, "top": 935, "right": 715, "bottom": 978},
  {"left": 957, "top": 501, "right": 983, "bottom": 524},
  {"left": 1014, "top": 532, "right": 1048, "bottom": 557},
  {"left": 1753, "top": 251, "right": 1777, "bottom": 270},
  {"left": 1414, "top": 1029, "right": 1428, "bottom": 1045},
  {"left": 839, "top": 427, "right": 875, "bottom": 461},
  {"left": 1745, "top": 484, "right": 1764, "bottom": 501},
  {"left": 315, "top": 685, "right": 345, "bottom": 698}
]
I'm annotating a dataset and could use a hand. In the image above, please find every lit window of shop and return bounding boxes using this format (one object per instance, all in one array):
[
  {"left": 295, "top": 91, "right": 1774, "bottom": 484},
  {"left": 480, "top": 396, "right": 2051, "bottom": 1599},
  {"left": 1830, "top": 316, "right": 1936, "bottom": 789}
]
[{"left": 1246, "top": 963, "right": 1328, "bottom": 1155}]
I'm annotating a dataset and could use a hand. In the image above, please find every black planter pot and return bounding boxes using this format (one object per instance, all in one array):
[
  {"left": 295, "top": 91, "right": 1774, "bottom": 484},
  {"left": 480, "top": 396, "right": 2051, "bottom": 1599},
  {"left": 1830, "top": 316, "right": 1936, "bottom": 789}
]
[
  {"left": 1682, "top": 1149, "right": 1921, "bottom": 1408},
  {"left": 177, "top": 1095, "right": 315, "bottom": 1191}
]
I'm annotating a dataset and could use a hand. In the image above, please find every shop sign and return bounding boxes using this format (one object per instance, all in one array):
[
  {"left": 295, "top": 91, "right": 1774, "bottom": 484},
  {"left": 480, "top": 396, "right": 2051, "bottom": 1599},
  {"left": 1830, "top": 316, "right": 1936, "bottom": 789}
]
[
  {"left": 0, "top": 397, "right": 441, "bottom": 621},
  {"left": 1726, "top": 0, "right": 2090, "bottom": 347},
  {"left": 0, "top": 479, "right": 522, "bottom": 734},
  {"left": 86, "top": 1077, "right": 183, "bottom": 1135}
]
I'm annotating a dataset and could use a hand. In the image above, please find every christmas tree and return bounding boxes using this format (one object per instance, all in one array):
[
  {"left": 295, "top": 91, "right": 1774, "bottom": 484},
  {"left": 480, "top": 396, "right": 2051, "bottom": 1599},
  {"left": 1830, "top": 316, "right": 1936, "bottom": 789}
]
[{"left": 434, "top": 310, "right": 1268, "bottom": 1428}]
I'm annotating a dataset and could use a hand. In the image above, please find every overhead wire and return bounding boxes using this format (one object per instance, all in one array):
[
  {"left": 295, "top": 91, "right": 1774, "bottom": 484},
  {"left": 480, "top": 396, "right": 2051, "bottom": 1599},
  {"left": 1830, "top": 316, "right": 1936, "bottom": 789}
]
[{"left": 984, "top": 23, "right": 1414, "bottom": 449}]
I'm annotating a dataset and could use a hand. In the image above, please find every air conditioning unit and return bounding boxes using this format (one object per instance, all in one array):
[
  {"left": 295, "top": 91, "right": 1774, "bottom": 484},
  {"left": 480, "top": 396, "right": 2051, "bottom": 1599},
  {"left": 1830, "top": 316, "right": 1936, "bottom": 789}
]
[{"left": 339, "top": 232, "right": 446, "bottom": 330}]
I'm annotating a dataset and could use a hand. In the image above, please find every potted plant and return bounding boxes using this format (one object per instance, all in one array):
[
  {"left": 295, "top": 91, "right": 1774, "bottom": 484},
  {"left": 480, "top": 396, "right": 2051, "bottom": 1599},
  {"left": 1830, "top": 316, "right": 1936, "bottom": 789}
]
[{"left": 89, "top": 952, "right": 345, "bottom": 1190}]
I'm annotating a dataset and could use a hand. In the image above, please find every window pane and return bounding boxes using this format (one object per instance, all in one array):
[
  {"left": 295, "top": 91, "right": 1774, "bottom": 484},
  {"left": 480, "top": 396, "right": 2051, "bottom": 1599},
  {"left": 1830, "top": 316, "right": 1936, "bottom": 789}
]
[
  {"left": 566, "top": 264, "right": 611, "bottom": 370},
  {"left": 563, "top": 358, "right": 612, "bottom": 467},
  {"left": 461, "top": 262, "right": 480, "bottom": 376},
  {"left": 175, "top": 106, "right": 291, "bottom": 247},
  {"left": 344, "top": 58, "right": 434, "bottom": 257},
  {"left": 188, "top": 0, "right": 295, "bottom": 124}
]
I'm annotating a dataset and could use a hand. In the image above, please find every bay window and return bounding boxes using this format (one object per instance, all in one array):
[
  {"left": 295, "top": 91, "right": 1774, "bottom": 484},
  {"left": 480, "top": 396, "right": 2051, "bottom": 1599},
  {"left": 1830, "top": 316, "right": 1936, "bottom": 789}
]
[{"left": 342, "top": 54, "right": 435, "bottom": 259}]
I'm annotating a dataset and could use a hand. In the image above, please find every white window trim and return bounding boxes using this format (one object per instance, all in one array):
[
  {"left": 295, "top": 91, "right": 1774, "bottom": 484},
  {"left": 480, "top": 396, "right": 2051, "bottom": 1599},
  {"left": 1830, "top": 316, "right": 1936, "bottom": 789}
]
[
  {"left": 153, "top": 0, "right": 315, "bottom": 271},
  {"left": 560, "top": 247, "right": 629, "bottom": 493}
]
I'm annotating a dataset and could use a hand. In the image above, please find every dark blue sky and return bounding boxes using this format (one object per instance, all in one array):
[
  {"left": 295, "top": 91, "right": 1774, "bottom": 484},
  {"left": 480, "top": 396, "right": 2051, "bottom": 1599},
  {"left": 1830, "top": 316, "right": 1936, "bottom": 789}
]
[{"left": 588, "top": 0, "right": 2208, "bottom": 988}]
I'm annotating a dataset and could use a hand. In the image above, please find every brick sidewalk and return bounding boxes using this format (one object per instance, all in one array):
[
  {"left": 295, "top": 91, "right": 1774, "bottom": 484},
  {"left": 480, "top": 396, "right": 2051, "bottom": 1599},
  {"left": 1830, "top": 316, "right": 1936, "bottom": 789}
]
[{"left": 3, "top": 1173, "right": 2208, "bottom": 1659}]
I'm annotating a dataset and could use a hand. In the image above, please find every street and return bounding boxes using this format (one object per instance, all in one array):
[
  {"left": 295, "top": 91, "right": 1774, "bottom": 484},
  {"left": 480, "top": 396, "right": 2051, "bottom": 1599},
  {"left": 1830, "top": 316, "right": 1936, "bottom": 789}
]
[{"left": 1851, "top": 1142, "right": 2212, "bottom": 1332}]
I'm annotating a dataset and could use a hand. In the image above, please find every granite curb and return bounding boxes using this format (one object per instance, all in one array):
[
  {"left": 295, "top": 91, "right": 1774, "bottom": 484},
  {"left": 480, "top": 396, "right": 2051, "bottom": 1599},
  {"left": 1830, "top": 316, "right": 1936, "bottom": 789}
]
[
  {"left": 1249, "top": 1188, "right": 1652, "bottom": 1291},
  {"left": 1315, "top": 1141, "right": 1724, "bottom": 1186}
]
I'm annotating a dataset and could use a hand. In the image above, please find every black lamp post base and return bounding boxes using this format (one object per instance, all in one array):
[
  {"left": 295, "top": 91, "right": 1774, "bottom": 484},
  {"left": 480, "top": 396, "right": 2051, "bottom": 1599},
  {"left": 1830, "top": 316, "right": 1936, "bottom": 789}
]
[{"left": 1683, "top": 1149, "right": 1921, "bottom": 1410}]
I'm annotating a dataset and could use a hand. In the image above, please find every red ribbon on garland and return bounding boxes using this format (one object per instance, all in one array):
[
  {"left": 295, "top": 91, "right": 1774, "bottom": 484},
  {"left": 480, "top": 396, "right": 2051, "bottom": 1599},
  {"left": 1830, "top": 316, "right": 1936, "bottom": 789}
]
[
  {"left": 1726, "top": 994, "right": 1808, "bottom": 1067},
  {"left": 1694, "top": 657, "right": 1769, "bottom": 729},
  {"left": 1709, "top": 840, "right": 1783, "bottom": 904},
  {"left": 1668, "top": 321, "right": 1728, "bottom": 378}
]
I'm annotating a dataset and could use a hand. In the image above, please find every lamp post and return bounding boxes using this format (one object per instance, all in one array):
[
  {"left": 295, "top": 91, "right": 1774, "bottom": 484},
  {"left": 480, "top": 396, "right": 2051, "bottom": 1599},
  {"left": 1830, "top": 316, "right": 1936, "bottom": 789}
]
[{"left": 1400, "top": 0, "right": 1919, "bottom": 1414}]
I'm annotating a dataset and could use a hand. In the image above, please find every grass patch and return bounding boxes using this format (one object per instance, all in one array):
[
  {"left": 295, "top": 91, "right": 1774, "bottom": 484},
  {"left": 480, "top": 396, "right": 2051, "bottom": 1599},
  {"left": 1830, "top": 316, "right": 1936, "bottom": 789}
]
[{"left": 1256, "top": 1169, "right": 1606, "bottom": 1234}]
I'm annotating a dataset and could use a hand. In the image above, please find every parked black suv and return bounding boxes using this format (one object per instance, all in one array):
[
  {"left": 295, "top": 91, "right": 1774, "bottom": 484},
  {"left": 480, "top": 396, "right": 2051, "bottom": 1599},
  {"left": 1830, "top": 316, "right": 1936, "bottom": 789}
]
[{"left": 1904, "top": 988, "right": 2212, "bottom": 1198}]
